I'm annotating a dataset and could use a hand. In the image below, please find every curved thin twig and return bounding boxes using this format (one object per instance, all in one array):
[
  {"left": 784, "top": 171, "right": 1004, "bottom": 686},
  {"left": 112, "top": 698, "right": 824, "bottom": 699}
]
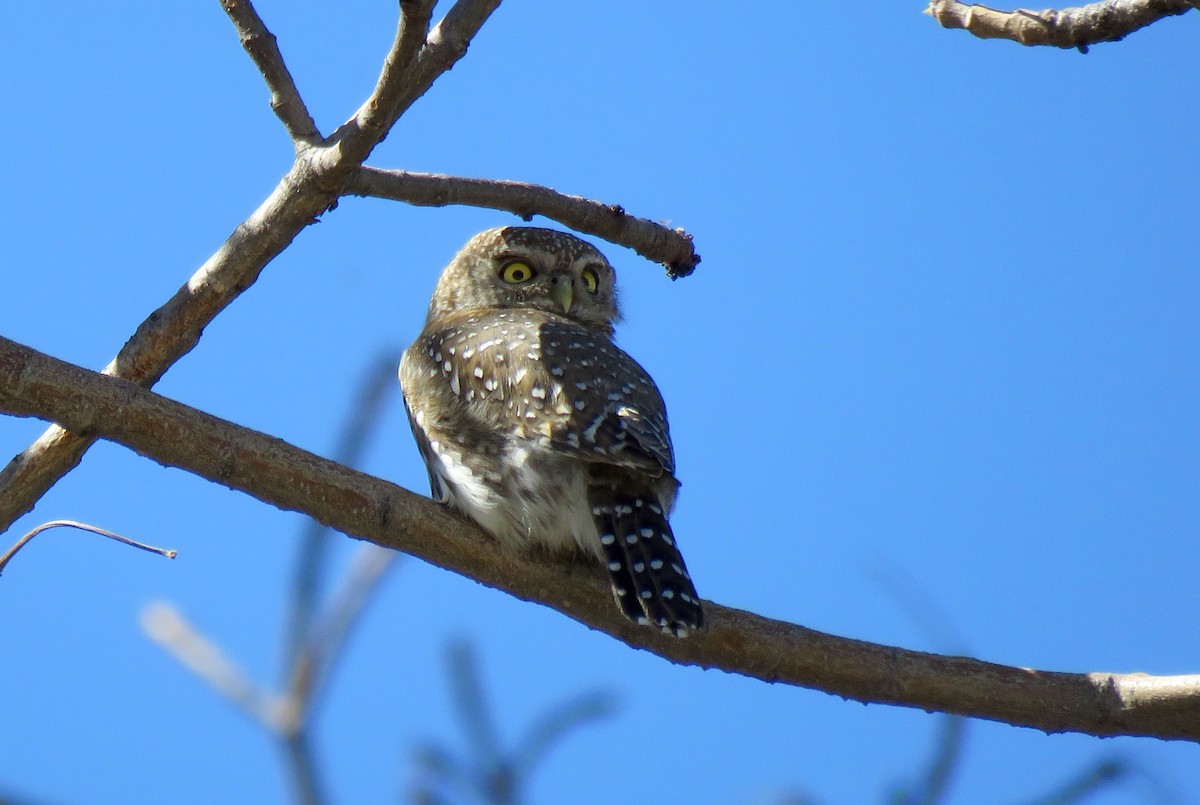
[
  {"left": 3, "top": 334, "right": 1199, "bottom": 743},
  {"left": 348, "top": 167, "right": 701, "bottom": 278},
  {"left": 925, "top": 0, "right": 1195, "bottom": 51},
  {"left": 0, "top": 519, "right": 175, "bottom": 576}
]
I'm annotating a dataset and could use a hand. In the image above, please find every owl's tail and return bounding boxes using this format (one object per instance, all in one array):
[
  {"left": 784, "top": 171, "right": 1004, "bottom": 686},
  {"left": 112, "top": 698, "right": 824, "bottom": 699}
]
[{"left": 588, "top": 488, "right": 704, "bottom": 637}]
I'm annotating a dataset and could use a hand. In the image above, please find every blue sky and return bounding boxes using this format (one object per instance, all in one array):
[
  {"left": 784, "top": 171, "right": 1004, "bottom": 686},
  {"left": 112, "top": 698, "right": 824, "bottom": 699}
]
[{"left": 2, "top": 2, "right": 1198, "bottom": 803}]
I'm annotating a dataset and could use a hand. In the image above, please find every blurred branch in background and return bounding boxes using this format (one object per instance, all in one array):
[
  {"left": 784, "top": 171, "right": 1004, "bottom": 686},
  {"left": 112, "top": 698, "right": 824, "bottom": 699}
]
[
  {"left": 141, "top": 601, "right": 287, "bottom": 731},
  {"left": 0, "top": 790, "right": 50, "bottom": 805},
  {"left": 868, "top": 564, "right": 967, "bottom": 805},
  {"left": 412, "top": 640, "right": 617, "bottom": 805},
  {"left": 141, "top": 355, "right": 401, "bottom": 805},
  {"left": 925, "top": 0, "right": 1196, "bottom": 51},
  {"left": 1021, "top": 755, "right": 1182, "bottom": 805},
  {"left": 886, "top": 714, "right": 966, "bottom": 805},
  {"left": 1024, "top": 759, "right": 1129, "bottom": 805},
  {"left": 286, "top": 353, "right": 398, "bottom": 688}
]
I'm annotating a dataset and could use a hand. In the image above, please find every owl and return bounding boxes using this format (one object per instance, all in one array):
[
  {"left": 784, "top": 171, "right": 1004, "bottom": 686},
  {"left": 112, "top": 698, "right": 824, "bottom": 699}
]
[{"left": 399, "top": 226, "right": 703, "bottom": 637}]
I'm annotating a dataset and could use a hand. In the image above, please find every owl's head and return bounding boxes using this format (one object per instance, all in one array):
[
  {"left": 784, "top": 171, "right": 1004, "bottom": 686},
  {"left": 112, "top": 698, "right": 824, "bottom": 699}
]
[{"left": 427, "top": 227, "right": 620, "bottom": 333}]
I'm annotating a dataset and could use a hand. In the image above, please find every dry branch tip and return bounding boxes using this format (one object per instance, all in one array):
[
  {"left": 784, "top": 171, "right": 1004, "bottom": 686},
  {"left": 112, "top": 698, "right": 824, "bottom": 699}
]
[
  {"left": 0, "top": 519, "right": 176, "bottom": 576},
  {"left": 924, "top": 0, "right": 1196, "bottom": 49}
]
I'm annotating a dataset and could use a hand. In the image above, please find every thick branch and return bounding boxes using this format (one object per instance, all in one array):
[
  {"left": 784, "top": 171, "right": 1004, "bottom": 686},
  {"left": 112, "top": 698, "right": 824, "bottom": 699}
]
[
  {"left": 349, "top": 167, "right": 700, "bottom": 278},
  {"left": 3, "top": 334, "right": 1199, "bottom": 743},
  {"left": 220, "top": 0, "right": 321, "bottom": 144},
  {"left": 925, "top": 0, "right": 1195, "bottom": 50}
]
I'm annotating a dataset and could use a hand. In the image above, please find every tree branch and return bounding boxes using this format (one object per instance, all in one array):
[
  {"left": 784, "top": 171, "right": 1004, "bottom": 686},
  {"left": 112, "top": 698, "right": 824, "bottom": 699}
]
[
  {"left": 323, "top": 0, "right": 436, "bottom": 163},
  {"left": 348, "top": 167, "right": 700, "bottom": 278},
  {"left": 925, "top": 0, "right": 1196, "bottom": 51},
  {"left": 3, "top": 334, "right": 1199, "bottom": 743},
  {"left": 0, "top": 157, "right": 338, "bottom": 534},
  {"left": 0, "top": 1, "right": 505, "bottom": 535},
  {"left": 220, "top": 0, "right": 321, "bottom": 144},
  {"left": 323, "top": 0, "right": 501, "bottom": 167}
]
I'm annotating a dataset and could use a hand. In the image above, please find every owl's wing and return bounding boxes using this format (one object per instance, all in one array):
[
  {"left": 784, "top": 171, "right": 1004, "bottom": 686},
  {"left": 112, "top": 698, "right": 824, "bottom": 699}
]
[
  {"left": 401, "top": 397, "right": 450, "bottom": 503},
  {"left": 404, "top": 315, "right": 676, "bottom": 478},
  {"left": 529, "top": 319, "right": 676, "bottom": 477},
  {"left": 564, "top": 393, "right": 675, "bottom": 476}
]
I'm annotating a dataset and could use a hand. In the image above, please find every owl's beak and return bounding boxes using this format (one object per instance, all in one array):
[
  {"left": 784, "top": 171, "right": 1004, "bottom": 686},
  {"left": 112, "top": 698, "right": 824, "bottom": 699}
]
[{"left": 551, "top": 273, "right": 574, "bottom": 314}]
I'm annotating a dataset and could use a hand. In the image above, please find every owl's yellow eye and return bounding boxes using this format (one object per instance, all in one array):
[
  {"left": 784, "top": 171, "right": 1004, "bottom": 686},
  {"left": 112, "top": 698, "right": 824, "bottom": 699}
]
[
  {"left": 581, "top": 267, "right": 600, "bottom": 294},
  {"left": 500, "top": 260, "right": 536, "bottom": 284}
]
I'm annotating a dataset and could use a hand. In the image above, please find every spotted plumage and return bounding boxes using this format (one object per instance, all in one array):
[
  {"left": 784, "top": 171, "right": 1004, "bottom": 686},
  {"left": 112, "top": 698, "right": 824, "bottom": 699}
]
[{"left": 399, "top": 226, "right": 703, "bottom": 636}]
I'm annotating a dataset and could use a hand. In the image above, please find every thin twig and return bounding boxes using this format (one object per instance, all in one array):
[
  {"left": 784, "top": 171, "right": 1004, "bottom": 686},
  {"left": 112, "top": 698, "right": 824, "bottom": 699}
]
[
  {"left": 348, "top": 167, "right": 701, "bottom": 278},
  {"left": 925, "top": 0, "right": 1195, "bottom": 51},
  {"left": 4, "top": 334, "right": 1200, "bottom": 743},
  {"left": 900, "top": 715, "right": 968, "bottom": 805},
  {"left": 275, "top": 355, "right": 400, "bottom": 805},
  {"left": 141, "top": 358, "right": 397, "bottom": 805},
  {"left": 411, "top": 743, "right": 470, "bottom": 805},
  {"left": 219, "top": 0, "right": 321, "bottom": 144},
  {"left": 0, "top": 519, "right": 175, "bottom": 576}
]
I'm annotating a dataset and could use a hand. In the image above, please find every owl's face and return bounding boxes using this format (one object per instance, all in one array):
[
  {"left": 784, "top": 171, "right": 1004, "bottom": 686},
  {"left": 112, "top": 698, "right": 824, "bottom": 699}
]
[{"left": 427, "top": 227, "right": 620, "bottom": 333}]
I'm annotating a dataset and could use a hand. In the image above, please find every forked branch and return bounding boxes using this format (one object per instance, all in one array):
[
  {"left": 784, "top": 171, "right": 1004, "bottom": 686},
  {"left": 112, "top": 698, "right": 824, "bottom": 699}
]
[
  {"left": 220, "top": 0, "right": 319, "bottom": 143},
  {"left": 0, "top": 0, "right": 699, "bottom": 535},
  {"left": 3, "top": 335, "right": 1199, "bottom": 743}
]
